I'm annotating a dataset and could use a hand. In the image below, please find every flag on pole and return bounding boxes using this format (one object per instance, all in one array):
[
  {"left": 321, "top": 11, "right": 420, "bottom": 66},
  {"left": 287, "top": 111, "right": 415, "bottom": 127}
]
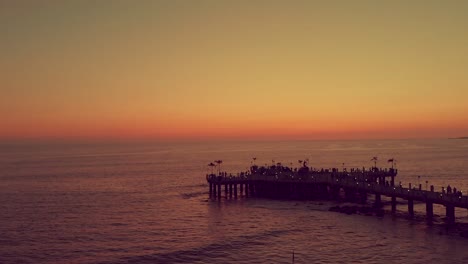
[{"left": 388, "top": 159, "right": 394, "bottom": 163}]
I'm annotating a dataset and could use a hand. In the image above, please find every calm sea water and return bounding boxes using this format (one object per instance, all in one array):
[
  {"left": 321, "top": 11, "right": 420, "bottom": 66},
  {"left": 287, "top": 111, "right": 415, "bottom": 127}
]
[{"left": 1, "top": 139, "right": 468, "bottom": 263}]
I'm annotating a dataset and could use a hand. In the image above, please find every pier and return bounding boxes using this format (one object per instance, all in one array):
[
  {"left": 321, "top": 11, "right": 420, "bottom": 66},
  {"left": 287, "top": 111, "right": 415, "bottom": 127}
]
[{"left": 206, "top": 164, "right": 468, "bottom": 223}]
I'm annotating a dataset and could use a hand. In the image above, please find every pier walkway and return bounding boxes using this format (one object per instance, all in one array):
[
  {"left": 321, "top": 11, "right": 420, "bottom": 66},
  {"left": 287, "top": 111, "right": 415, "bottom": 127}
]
[{"left": 206, "top": 166, "right": 468, "bottom": 223}]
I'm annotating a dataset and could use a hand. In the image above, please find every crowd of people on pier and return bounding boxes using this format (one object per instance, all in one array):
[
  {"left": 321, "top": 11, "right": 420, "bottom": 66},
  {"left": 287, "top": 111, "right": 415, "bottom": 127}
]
[
  {"left": 207, "top": 160, "right": 396, "bottom": 184},
  {"left": 443, "top": 185, "right": 463, "bottom": 197}
]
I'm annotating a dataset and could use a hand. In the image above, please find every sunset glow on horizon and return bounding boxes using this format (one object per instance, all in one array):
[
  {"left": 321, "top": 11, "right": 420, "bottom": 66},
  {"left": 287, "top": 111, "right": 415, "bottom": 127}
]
[{"left": 2, "top": 1, "right": 468, "bottom": 141}]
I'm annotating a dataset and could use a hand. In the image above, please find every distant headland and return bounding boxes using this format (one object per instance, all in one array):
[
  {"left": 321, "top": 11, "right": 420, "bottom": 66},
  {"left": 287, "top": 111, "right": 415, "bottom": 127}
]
[{"left": 449, "top": 137, "right": 468, "bottom": 139}]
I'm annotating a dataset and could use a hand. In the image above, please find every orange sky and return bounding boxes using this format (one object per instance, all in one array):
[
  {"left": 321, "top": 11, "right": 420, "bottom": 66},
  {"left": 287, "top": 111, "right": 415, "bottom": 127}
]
[{"left": 1, "top": 1, "right": 468, "bottom": 140}]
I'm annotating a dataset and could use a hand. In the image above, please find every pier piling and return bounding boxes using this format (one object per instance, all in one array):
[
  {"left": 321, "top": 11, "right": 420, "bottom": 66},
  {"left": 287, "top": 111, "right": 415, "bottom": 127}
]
[
  {"left": 359, "top": 191, "right": 367, "bottom": 204},
  {"left": 426, "top": 202, "right": 433, "bottom": 219},
  {"left": 408, "top": 199, "right": 414, "bottom": 217},
  {"left": 374, "top": 194, "right": 381, "bottom": 208},
  {"left": 446, "top": 205, "right": 455, "bottom": 223}
]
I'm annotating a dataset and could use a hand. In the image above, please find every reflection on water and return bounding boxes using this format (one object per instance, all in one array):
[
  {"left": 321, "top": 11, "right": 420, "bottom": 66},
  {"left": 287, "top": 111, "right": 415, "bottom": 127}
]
[{"left": 1, "top": 139, "right": 468, "bottom": 263}]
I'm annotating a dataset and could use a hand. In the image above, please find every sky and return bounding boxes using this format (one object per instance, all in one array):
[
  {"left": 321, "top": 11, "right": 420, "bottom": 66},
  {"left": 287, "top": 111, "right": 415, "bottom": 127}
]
[{"left": 1, "top": 0, "right": 468, "bottom": 141}]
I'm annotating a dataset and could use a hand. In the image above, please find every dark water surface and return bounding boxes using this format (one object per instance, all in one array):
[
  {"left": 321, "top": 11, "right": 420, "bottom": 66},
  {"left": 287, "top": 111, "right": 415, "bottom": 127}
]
[{"left": 1, "top": 139, "right": 468, "bottom": 263}]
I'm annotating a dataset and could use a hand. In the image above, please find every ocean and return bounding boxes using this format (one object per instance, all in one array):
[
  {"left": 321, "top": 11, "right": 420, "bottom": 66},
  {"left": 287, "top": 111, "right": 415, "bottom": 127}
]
[{"left": 1, "top": 139, "right": 468, "bottom": 263}]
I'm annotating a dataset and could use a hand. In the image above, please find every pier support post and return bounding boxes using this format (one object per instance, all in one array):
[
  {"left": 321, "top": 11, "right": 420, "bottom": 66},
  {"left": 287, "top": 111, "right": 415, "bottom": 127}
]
[
  {"left": 408, "top": 199, "right": 414, "bottom": 217},
  {"left": 321, "top": 184, "right": 328, "bottom": 197},
  {"left": 374, "top": 194, "right": 381, "bottom": 208},
  {"left": 308, "top": 184, "right": 314, "bottom": 200},
  {"left": 258, "top": 183, "right": 263, "bottom": 197},
  {"left": 229, "top": 184, "right": 233, "bottom": 198},
  {"left": 298, "top": 183, "right": 303, "bottom": 200},
  {"left": 234, "top": 184, "right": 237, "bottom": 198},
  {"left": 359, "top": 191, "right": 367, "bottom": 204},
  {"left": 240, "top": 183, "right": 244, "bottom": 196},
  {"left": 426, "top": 202, "right": 433, "bottom": 219},
  {"left": 330, "top": 186, "right": 340, "bottom": 200},
  {"left": 446, "top": 205, "right": 455, "bottom": 223},
  {"left": 344, "top": 188, "right": 354, "bottom": 202},
  {"left": 217, "top": 184, "right": 221, "bottom": 199},
  {"left": 293, "top": 183, "right": 298, "bottom": 199},
  {"left": 224, "top": 184, "right": 228, "bottom": 198},
  {"left": 209, "top": 183, "right": 213, "bottom": 197},
  {"left": 250, "top": 183, "right": 255, "bottom": 196},
  {"left": 391, "top": 196, "right": 396, "bottom": 213},
  {"left": 270, "top": 182, "right": 274, "bottom": 198}
]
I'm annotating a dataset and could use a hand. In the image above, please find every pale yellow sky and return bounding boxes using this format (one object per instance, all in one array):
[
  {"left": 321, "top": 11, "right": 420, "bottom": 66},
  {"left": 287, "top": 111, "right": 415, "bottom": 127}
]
[{"left": 1, "top": 1, "right": 468, "bottom": 140}]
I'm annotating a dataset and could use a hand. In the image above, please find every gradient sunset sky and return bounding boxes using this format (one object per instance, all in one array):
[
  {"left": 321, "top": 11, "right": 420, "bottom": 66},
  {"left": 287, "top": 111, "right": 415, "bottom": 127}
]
[{"left": 2, "top": 1, "right": 468, "bottom": 140}]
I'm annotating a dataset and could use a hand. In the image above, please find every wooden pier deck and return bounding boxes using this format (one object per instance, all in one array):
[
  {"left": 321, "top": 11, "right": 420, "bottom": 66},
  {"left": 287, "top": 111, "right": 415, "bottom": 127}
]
[{"left": 206, "top": 166, "right": 468, "bottom": 223}]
